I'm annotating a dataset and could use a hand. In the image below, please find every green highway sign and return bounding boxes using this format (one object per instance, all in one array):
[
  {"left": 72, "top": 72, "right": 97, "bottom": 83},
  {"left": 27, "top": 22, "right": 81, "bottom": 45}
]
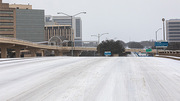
[{"left": 146, "top": 48, "right": 152, "bottom": 52}]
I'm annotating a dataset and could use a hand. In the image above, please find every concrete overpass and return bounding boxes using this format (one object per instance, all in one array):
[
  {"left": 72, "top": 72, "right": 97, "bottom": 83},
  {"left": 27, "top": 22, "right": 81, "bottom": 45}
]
[
  {"left": 0, "top": 37, "right": 97, "bottom": 58},
  {"left": 125, "top": 48, "right": 180, "bottom": 57}
]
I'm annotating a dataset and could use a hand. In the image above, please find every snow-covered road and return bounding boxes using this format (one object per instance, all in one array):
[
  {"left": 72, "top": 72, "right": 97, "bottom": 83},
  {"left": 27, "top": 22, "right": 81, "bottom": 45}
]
[{"left": 0, "top": 57, "right": 180, "bottom": 101}]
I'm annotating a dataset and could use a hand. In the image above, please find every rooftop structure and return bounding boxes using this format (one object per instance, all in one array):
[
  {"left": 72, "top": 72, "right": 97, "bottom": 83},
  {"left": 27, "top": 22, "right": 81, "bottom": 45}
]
[{"left": 9, "top": 4, "right": 32, "bottom": 9}]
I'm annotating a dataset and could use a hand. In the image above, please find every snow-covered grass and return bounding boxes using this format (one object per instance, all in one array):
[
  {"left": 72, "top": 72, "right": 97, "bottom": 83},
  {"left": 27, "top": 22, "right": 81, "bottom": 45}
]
[{"left": 0, "top": 57, "right": 180, "bottom": 101}]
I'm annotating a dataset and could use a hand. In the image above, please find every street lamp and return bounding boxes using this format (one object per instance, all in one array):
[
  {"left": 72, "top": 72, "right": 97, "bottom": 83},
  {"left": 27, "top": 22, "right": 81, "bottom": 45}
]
[
  {"left": 156, "top": 28, "right": 162, "bottom": 41},
  {"left": 155, "top": 28, "right": 162, "bottom": 55},
  {"left": 91, "top": 33, "right": 109, "bottom": 45},
  {"left": 57, "top": 12, "right": 86, "bottom": 56},
  {"left": 162, "top": 18, "right": 165, "bottom": 41}
]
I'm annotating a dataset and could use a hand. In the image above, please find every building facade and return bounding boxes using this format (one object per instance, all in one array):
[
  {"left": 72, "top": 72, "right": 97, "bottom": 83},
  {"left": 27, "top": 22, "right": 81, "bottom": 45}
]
[
  {"left": 0, "top": 0, "right": 16, "bottom": 38},
  {"left": 15, "top": 9, "right": 44, "bottom": 42},
  {"left": 9, "top": 4, "right": 32, "bottom": 9},
  {"left": 166, "top": 19, "right": 180, "bottom": 42},
  {"left": 45, "top": 15, "right": 82, "bottom": 46},
  {"left": 0, "top": 0, "right": 45, "bottom": 42},
  {"left": 45, "top": 25, "right": 72, "bottom": 41}
]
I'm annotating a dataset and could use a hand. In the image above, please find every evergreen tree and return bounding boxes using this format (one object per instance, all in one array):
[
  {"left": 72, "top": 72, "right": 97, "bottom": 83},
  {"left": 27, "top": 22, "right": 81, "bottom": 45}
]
[{"left": 97, "top": 40, "right": 125, "bottom": 56}]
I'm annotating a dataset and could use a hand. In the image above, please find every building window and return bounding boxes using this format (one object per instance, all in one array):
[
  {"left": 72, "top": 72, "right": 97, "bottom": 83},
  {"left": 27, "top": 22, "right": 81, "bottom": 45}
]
[
  {"left": 169, "top": 22, "right": 180, "bottom": 24},
  {"left": 169, "top": 39, "right": 180, "bottom": 41},
  {"left": 0, "top": 34, "right": 14, "bottom": 37},
  {"left": 169, "top": 35, "right": 180, "bottom": 37},
  {"left": 0, "top": 10, "right": 13, "bottom": 14},
  {"left": 169, "top": 29, "right": 180, "bottom": 31},
  {"left": 76, "top": 19, "right": 81, "bottom": 37},
  {"left": 169, "top": 32, "right": 180, "bottom": 34},
  {"left": 0, "top": 28, "right": 14, "bottom": 31},
  {"left": 0, "top": 16, "right": 13, "bottom": 20},
  {"left": 169, "top": 25, "right": 180, "bottom": 28},
  {"left": 0, "top": 22, "right": 13, "bottom": 26}
]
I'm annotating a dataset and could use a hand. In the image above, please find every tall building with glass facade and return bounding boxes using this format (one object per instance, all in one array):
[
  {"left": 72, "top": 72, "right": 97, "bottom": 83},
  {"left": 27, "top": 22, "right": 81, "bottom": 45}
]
[
  {"left": 166, "top": 19, "right": 180, "bottom": 42},
  {"left": 15, "top": 9, "right": 44, "bottom": 42},
  {"left": 0, "top": 0, "right": 45, "bottom": 42}
]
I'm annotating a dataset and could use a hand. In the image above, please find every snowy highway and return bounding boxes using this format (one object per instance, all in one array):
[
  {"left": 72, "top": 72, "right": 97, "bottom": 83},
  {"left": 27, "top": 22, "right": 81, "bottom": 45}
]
[{"left": 0, "top": 57, "right": 180, "bottom": 101}]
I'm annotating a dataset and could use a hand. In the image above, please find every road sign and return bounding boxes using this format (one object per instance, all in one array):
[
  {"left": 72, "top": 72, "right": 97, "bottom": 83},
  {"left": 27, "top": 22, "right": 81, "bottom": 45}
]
[
  {"left": 155, "top": 42, "right": 168, "bottom": 48},
  {"left": 104, "top": 51, "right": 111, "bottom": 56},
  {"left": 146, "top": 48, "right": 152, "bottom": 52}
]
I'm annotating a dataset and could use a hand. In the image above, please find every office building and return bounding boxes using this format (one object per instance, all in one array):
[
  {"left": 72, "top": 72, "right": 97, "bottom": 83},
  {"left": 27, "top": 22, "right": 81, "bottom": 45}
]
[
  {"left": 0, "top": 0, "right": 45, "bottom": 42},
  {"left": 45, "top": 15, "right": 82, "bottom": 46},
  {"left": 10, "top": 4, "right": 44, "bottom": 42},
  {"left": 45, "top": 25, "right": 72, "bottom": 41},
  {"left": 166, "top": 19, "right": 180, "bottom": 42},
  {"left": 0, "top": 0, "right": 16, "bottom": 37}
]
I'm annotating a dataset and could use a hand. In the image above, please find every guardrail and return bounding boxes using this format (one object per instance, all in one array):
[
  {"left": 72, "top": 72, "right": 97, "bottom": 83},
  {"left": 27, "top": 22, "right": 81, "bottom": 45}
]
[{"left": 158, "top": 50, "right": 180, "bottom": 57}]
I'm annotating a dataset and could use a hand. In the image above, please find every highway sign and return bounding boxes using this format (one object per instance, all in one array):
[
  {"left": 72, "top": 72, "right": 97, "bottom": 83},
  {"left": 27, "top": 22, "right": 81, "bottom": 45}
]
[
  {"left": 146, "top": 48, "right": 152, "bottom": 52},
  {"left": 104, "top": 51, "right": 111, "bottom": 56},
  {"left": 155, "top": 42, "right": 168, "bottom": 48}
]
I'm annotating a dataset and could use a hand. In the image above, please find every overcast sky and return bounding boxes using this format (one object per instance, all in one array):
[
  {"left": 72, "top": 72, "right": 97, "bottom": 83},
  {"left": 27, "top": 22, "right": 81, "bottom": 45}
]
[{"left": 4, "top": 0, "right": 180, "bottom": 42}]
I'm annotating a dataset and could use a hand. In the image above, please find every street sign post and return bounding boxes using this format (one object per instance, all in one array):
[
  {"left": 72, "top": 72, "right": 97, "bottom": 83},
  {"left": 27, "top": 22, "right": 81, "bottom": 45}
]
[{"left": 104, "top": 51, "right": 111, "bottom": 56}]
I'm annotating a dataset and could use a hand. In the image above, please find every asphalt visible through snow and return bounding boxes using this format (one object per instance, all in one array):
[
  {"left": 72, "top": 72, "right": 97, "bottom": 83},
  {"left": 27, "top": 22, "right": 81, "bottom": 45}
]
[{"left": 0, "top": 57, "right": 180, "bottom": 101}]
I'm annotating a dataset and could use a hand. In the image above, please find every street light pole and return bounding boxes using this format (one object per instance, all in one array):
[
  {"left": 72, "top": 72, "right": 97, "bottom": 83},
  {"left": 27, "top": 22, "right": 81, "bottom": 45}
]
[
  {"left": 98, "top": 34, "right": 100, "bottom": 44},
  {"left": 155, "top": 28, "right": 162, "bottom": 55},
  {"left": 91, "top": 33, "right": 109, "bottom": 45},
  {"left": 162, "top": 18, "right": 165, "bottom": 41},
  {"left": 70, "top": 16, "right": 73, "bottom": 56},
  {"left": 156, "top": 28, "right": 162, "bottom": 41},
  {"left": 57, "top": 12, "right": 86, "bottom": 56}
]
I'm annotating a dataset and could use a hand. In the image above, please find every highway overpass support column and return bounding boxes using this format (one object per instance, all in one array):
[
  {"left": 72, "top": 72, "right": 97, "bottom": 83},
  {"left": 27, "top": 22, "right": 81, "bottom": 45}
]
[
  {"left": 54, "top": 50, "right": 63, "bottom": 56},
  {"left": 74, "top": 51, "right": 81, "bottom": 56},
  {"left": 0, "top": 47, "right": 7, "bottom": 58},
  {"left": 15, "top": 48, "right": 21, "bottom": 58},
  {"left": 41, "top": 50, "right": 45, "bottom": 57},
  {"left": 59, "top": 51, "right": 63, "bottom": 56},
  {"left": 30, "top": 49, "right": 37, "bottom": 57}
]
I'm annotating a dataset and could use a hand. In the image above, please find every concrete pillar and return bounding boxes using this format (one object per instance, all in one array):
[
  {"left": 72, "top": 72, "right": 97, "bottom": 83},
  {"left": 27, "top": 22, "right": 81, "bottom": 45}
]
[
  {"left": 74, "top": 51, "right": 81, "bottom": 56},
  {"left": 54, "top": 50, "right": 59, "bottom": 56},
  {"left": 15, "top": 48, "right": 21, "bottom": 58},
  {"left": 30, "top": 49, "right": 37, "bottom": 57},
  {"left": 1, "top": 47, "right": 7, "bottom": 58},
  {"left": 41, "top": 50, "right": 45, "bottom": 57},
  {"left": 54, "top": 50, "right": 63, "bottom": 56},
  {"left": 59, "top": 52, "right": 63, "bottom": 56}
]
